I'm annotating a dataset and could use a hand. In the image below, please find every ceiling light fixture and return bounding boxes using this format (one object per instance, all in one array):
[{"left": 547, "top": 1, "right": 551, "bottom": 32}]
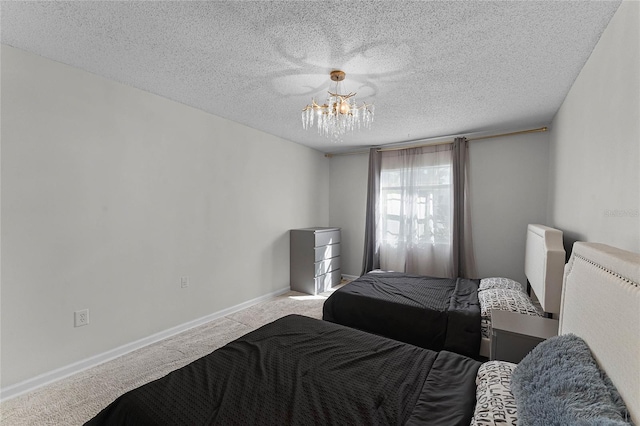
[{"left": 302, "top": 70, "right": 374, "bottom": 140}]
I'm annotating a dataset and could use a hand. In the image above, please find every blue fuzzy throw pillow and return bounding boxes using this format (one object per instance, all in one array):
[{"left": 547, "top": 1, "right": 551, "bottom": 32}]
[{"left": 510, "top": 333, "right": 632, "bottom": 425}]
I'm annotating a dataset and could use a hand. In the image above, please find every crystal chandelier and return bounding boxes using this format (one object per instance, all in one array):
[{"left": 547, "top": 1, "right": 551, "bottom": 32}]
[{"left": 302, "top": 70, "right": 374, "bottom": 140}]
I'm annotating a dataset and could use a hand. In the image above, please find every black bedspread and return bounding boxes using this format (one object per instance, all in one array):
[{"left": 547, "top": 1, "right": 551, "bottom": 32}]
[
  {"left": 322, "top": 272, "right": 482, "bottom": 358},
  {"left": 86, "top": 314, "right": 480, "bottom": 426}
]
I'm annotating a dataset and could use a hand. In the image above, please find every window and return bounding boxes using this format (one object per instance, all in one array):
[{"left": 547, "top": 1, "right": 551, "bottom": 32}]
[
  {"left": 379, "top": 164, "right": 451, "bottom": 248},
  {"left": 376, "top": 146, "right": 453, "bottom": 275}
]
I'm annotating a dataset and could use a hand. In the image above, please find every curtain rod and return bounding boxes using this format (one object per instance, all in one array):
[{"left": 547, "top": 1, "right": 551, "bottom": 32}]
[{"left": 324, "top": 126, "right": 548, "bottom": 158}]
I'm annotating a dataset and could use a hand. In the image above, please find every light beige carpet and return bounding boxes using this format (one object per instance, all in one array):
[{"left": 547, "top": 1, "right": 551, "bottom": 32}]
[{"left": 0, "top": 288, "right": 340, "bottom": 426}]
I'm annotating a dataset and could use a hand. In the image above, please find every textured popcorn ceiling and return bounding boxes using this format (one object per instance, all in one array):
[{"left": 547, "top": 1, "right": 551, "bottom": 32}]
[{"left": 1, "top": 1, "right": 621, "bottom": 153}]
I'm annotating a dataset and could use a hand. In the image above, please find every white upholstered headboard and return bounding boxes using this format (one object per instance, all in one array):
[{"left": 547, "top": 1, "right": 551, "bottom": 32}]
[
  {"left": 559, "top": 242, "right": 640, "bottom": 424},
  {"left": 524, "top": 224, "right": 565, "bottom": 314}
]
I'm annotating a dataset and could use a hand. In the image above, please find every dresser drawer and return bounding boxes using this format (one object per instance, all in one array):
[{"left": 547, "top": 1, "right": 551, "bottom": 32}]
[
  {"left": 314, "top": 229, "right": 341, "bottom": 247},
  {"left": 315, "top": 269, "right": 342, "bottom": 294},
  {"left": 314, "top": 243, "right": 340, "bottom": 262},
  {"left": 314, "top": 256, "right": 340, "bottom": 277}
]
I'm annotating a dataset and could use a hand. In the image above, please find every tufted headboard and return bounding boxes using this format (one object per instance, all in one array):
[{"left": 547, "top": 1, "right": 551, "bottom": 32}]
[
  {"left": 559, "top": 242, "right": 640, "bottom": 424},
  {"left": 524, "top": 224, "right": 565, "bottom": 315}
]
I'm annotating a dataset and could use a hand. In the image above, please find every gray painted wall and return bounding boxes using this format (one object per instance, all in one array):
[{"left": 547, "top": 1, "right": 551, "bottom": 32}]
[
  {"left": 1, "top": 46, "right": 330, "bottom": 388},
  {"left": 548, "top": 0, "right": 639, "bottom": 254},
  {"left": 328, "top": 152, "right": 369, "bottom": 277},
  {"left": 468, "top": 132, "right": 550, "bottom": 285}
]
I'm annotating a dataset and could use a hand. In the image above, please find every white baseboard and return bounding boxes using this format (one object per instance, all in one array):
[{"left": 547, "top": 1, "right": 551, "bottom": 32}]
[
  {"left": 0, "top": 286, "right": 290, "bottom": 402},
  {"left": 342, "top": 274, "right": 359, "bottom": 281}
]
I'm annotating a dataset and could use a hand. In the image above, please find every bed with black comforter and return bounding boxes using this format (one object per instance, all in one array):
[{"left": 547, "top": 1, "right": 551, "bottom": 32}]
[
  {"left": 86, "top": 314, "right": 480, "bottom": 426},
  {"left": 322, "top": 272, "right": 481, "bottom": 358}
]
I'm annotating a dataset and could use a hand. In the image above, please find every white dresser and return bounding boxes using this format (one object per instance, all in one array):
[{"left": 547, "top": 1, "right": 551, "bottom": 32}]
[{"left": 290, "top": 227, "right": 341, "bottom": 295}]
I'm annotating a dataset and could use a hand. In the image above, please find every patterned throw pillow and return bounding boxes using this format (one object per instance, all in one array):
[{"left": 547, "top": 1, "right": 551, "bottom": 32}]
[
  {"left": 479, "top": 288, "right": 542, "bottom": 338},
  {"left": 471, "top": 361, "right": 519, "bottom": 426},
  {"left": 479, "top": 288, "right": 542, "bottom": 318},
  {"left": 478, "top": 277, "right": 524, "bottom": 292}
]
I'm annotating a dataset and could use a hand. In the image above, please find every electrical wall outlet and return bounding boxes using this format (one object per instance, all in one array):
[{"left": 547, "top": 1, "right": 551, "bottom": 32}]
[
  {"left": 74, "top": 309, "right": 89, "bottom": 327},
  {"left": 180, "top": 276, "right": 189, "bottom": 288}
]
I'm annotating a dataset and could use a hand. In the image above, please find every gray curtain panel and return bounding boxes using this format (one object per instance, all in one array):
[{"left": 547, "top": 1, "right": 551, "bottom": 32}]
[
  {"left": 452, "top": 137, "right": 478, "bottom": 278},
  {"left": 361, "top": 147, "right": 381, "bottom": 275}
]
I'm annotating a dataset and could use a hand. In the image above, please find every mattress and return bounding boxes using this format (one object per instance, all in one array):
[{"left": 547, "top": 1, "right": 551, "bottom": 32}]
[
  {"left": 86, "top": 314, "right": 481, "bottom": 426},
  {"left": 322, "top": 272, "right": 482, "bottom": 358},
  {"left": 323, "top": 273, "right": 542, "bottom": 357}
]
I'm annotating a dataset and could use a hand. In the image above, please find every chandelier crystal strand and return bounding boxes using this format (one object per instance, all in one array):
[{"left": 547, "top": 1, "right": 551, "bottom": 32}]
[{"left": 301, "top": 70, "right": 374, "bottom": 141}]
